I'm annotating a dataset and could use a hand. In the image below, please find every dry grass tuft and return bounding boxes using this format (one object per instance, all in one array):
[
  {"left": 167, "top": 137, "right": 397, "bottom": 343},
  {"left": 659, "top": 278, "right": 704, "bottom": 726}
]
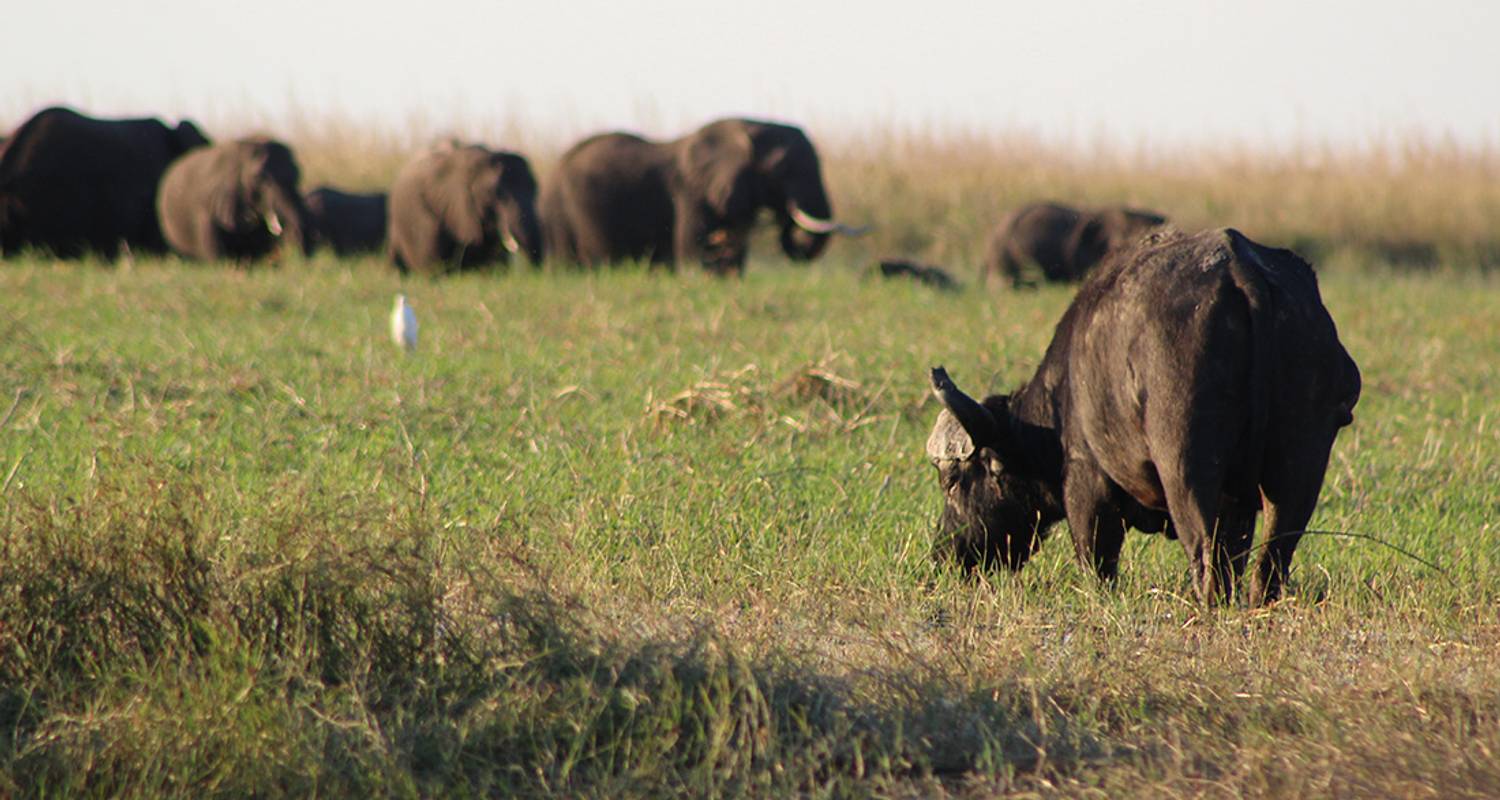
[{"left": 775, "top": 360, "right": 863, "bottom": 407}]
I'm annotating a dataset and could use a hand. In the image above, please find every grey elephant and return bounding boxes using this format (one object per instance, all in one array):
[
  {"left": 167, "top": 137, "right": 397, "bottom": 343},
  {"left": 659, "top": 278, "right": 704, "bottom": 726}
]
[
  {"left": 157, "top": 138, "right": 311, "bottom": 262},
  {"left": 542, "top": 118, "right": 864, "bottom": 274},
  {"left": 305, "top": 186, "right": 387, "bottom": 256},
  {"left": 386, "top": 142, "right": 542, "bottom": 275},
  {"left": 984, "top": 202, "right": 1166, "bottom": 287},
  {"left": 0, "top": 106, "right": 209, "bottom": 258}
]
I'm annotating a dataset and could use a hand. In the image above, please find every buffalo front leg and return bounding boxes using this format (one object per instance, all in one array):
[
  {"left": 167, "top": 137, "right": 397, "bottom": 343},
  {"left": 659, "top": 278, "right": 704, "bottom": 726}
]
[{"left": 1064, "top": 459, "right": 1126, "bottom": 580}]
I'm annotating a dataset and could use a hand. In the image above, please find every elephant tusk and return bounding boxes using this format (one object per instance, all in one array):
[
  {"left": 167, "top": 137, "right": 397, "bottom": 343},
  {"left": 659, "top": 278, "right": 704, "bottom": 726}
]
[
  {"left": 502, "top": 231, "right": 521, "bottom": 254},
  {"left": 788, "top": 205, "right": 870, "bottom": 237},
  {"left": 265, "top": 211, "right": 283, "bottom": 237},
  {"left": 788, "top": 205, "right": 837, "bottom": 233}
]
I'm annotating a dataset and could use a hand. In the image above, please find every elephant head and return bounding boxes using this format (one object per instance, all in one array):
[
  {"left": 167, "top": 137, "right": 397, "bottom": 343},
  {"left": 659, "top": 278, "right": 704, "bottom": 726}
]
[
  {"left": 1066, "top": 208, "right": 1168, "bottom": 271},
  {"left": 676, "top": 119, "right": 863, "bottom": 273},
  {"left": 438, "top": 144, "right": 546, "bottom": 267},
  {"left": 466, "top": 148, "right": 543, "bottom": 266},
  {"left": 225, "top": 138, "right": 311, "bottom": 257}
]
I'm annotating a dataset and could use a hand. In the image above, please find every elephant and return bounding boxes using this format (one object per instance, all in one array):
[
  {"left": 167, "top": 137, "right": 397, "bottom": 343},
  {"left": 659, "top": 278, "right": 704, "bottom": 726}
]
[
  {"left": 983, "top": 202, "right": 1167, "bottom": 287},
  {"left": 0, "top": 106, "right": 209, "bottom": 259},
  {"left": 386, "top": 142, "right": 542, "bottom": 275},
  {"left": 305, "top": 186, "right": 387, "bottom": 256},
  {"left": 542, "top": 118, "right": 865, "bottom": 274},
  {"left": 157, "top": 137, "right": 311, "bottom": 262}
]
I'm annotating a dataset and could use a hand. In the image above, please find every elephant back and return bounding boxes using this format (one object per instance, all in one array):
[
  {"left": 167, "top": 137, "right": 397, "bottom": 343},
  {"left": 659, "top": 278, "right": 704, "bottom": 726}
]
[{"left": 0, "top": 106, "right": 209, "bottom": 257}]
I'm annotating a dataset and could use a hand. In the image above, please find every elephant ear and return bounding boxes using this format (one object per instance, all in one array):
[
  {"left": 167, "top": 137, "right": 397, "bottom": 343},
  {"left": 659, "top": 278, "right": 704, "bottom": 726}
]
[
  {"left": 433, "top": 148, "right": 489, "bottom": 245},
  {"left": 1065, "top": 214, "right": 1109, "bottom": 270},
  {"left": 214, "top": 143, "right": 268, "bottom": 230},
  {"left": 243, "top": 141, "right": 274, "bottom": 180},
  {"left": 211, "top": 178, "right": 247, "bottom": 231},
  {"left": 677, "top": 124, "right": 756, "bottom": 219}
]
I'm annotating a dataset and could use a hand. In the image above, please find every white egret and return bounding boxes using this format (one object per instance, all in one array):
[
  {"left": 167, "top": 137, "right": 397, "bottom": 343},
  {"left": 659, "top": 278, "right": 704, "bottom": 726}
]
[{"left": 391, "top": 294, "right": 418, "bottom": 352}]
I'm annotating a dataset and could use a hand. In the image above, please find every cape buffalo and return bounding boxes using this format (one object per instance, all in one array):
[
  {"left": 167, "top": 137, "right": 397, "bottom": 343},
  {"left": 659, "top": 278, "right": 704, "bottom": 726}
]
[{"left": 928, "top": 227, "right": 1360, "bottom": 606}]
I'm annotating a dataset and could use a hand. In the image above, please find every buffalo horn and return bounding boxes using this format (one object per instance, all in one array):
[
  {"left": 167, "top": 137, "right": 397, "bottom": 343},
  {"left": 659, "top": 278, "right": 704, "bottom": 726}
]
[
  {"left": 266, "top": 211, "right": 283, "bottom": 237},
  {"left": 929, "top": 366, "right": 998, "bottom": 445},
  {"left": 502, "top": 231, "right": 521, "bottom": 254}
]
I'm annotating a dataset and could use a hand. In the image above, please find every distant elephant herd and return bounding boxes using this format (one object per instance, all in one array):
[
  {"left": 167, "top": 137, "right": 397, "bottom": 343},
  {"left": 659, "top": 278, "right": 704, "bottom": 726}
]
[{"left": 0, "top": 105, "right": 1165, "bottom": 284}]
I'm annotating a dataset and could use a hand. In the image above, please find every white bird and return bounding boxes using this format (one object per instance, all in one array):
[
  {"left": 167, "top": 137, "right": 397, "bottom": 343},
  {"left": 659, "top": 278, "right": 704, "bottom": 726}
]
[{"left": 391, "top": 294, "right": 418, "bottom": 352}]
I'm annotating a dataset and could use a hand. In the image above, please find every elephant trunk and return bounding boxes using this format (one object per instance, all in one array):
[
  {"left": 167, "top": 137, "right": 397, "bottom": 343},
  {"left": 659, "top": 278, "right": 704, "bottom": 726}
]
[
  {"left": 502, "top": 204, "right": 544, "bottom": 266},
  {"left": 268, "top": 186, "right": 311, "bottom": 257},
  {"left": 778, "top": 182, "right": 833, "bottom": 261},
  {"left": 779, "top": 222, "right": 829, "bottom": 262},
  {"left": 778, "top": 181, "right": 866, "bottom": 261}
]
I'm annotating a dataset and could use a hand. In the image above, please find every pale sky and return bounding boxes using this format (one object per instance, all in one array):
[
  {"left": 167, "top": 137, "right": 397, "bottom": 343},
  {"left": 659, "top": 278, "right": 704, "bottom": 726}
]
[{"left": 4, "top": 0, "right": 1498, "bottom": 147}]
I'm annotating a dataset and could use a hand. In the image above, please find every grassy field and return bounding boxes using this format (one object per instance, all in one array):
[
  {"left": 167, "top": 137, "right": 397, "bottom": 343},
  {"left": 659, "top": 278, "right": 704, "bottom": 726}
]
[{"left": 1, "top": 247, "right": 1496, "bottom": 796}]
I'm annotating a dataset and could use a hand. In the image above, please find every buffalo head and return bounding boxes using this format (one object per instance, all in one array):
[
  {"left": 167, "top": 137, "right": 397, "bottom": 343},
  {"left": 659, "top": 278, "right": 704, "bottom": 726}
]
[{"left": 926, "top": 367, "right": 1058, "bottom": 572}]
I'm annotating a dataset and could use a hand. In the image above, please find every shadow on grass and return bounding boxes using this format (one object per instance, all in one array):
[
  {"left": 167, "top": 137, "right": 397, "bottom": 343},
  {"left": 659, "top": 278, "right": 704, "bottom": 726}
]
[{"left": 0, "top": 467, "right": 1107, "bottom": 798}]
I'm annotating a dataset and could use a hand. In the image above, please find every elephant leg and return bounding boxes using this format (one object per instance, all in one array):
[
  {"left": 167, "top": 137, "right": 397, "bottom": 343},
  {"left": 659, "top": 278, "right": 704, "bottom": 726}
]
[
  {"left": 981, "top": 254, "right": 1003, "bottom": 288},
  {"left": 672, "top": 199, "right": 707, "bottom": 269},
  {"left": 702, "top": 226, "right": 748, "bottom": 275},
  {"left": 545, "top": 214, "right": 577, "bottom": 268},
  {"left": 1002, "top": 251, "right": 1026, "bottom": 289},
  {"left": 389, "top": 241, "right": 409, "bottom": 274},
  {"left": 647, "top": 244, "right": 675, "bottom": 271},
  {"left": 401, "top": 213, "right": 446, "bottom": 272},
  {"left": 195, "top": 214, "right": 222, "bottom": 260},
  {"left": 570, "top": 215, "right": 615, "bottom": 268}
]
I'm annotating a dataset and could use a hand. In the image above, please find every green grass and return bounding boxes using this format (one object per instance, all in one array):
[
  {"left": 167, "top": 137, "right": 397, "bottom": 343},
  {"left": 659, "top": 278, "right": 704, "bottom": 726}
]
[{"left": 1, "top": 252, "right": 1497, "bottom": 797}]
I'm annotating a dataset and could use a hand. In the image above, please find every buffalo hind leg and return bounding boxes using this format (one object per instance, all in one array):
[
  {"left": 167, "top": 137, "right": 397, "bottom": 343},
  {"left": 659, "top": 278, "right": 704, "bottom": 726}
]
[
  {"left": 1249, "top": 493, "right": 1314, "bottom": 607},
  {"left": 1251, "top": 428, "right": 1338, "bottom": 607},
  {"left": 1064, "top": 460, "right": 1126, "bottom": 580},
  {"left": 1157, "top": 461, "right": 1228, "bottom": 605},
  {"left": 1213, "top": 504, "right": 1257, "bottom": 606}
]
